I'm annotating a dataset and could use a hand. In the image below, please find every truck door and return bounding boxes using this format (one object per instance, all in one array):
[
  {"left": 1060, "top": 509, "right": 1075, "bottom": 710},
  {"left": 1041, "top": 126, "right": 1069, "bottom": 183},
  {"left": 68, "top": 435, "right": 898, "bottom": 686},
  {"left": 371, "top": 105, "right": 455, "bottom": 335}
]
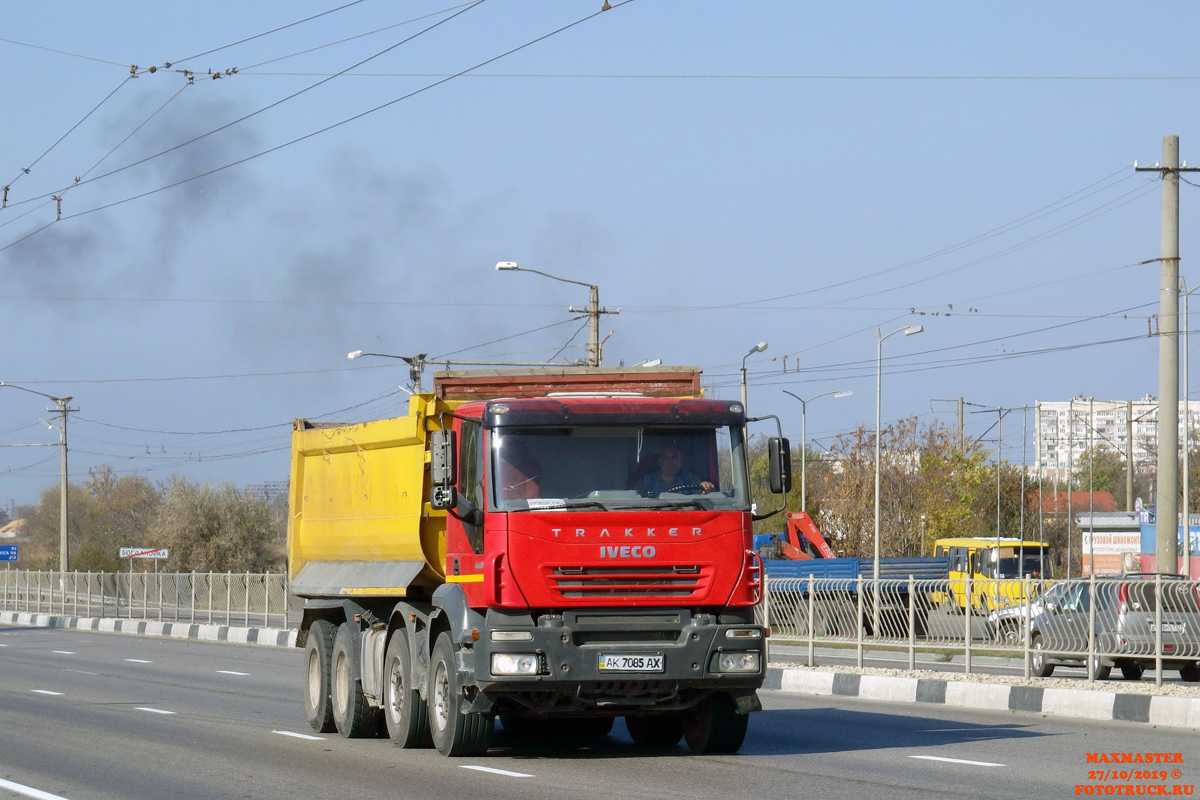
[{"left": 444, "top": 418, "right": 485, "bottom": 593}]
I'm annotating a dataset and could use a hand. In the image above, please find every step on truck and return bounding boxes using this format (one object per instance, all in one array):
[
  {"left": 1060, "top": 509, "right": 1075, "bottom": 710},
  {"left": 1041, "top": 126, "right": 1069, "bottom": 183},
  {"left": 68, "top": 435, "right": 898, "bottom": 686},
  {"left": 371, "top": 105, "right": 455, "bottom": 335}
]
[{"left": 288, "top": 367, "right": 791, "bottom": 756}]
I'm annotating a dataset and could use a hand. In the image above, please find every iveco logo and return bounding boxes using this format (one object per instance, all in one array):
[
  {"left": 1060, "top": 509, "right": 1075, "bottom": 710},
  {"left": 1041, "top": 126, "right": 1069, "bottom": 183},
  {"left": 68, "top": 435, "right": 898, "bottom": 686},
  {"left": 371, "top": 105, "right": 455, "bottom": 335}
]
[{"left": 600, "top": 545, "right": 657, "bottom": 559}]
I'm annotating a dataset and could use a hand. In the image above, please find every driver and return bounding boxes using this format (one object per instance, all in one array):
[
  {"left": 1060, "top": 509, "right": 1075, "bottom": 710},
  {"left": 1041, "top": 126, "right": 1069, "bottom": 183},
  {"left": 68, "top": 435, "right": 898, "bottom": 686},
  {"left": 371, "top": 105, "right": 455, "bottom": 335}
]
[{"left": 636, "top": 445, "right": 714, "bottom": 497}]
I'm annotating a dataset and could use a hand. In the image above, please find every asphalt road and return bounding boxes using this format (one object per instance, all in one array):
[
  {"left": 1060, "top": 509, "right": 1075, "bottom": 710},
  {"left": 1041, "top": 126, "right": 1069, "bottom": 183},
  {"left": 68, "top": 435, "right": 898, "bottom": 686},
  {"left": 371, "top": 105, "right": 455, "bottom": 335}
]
[{"left": 1, "top": 625, "right": 1195, "bottom": 800}]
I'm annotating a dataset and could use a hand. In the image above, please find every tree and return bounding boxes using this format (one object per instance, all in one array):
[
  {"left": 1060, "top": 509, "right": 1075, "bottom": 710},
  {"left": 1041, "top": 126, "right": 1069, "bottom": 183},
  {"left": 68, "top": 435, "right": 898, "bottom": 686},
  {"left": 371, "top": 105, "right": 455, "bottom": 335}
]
[
  {"left": 151, "top": 477, "right": 284, "bottom": 572},
  {"left": 751, "top": 416, "right": 1051, "bottom": 561},
  {"left": 20, "top": 466, "right": 161, "bottom": 570}
]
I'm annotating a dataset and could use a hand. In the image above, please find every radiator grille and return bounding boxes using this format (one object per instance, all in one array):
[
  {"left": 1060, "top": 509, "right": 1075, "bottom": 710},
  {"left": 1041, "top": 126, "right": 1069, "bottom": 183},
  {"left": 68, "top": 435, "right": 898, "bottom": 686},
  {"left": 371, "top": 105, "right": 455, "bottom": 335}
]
[{"left": 547, "top": 565, "right": 714, "bottom": 599}]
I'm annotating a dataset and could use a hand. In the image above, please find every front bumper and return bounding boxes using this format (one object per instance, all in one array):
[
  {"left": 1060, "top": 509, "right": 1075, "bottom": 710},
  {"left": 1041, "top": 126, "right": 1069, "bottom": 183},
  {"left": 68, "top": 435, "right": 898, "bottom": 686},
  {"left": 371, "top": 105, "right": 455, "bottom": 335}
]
[{"left": 466, "top": 608, "right": 765, "bottom": 715}]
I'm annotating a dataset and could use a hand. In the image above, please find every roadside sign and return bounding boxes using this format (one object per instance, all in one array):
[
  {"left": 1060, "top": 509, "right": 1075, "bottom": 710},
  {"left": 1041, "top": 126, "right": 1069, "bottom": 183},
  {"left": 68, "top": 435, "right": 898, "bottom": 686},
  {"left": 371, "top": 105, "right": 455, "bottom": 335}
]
[
  {"left": 119, "top": 547, "right": 169, "bottom": 559},
  {"left": 0, "top": 545, "right": 17, "bottom": 561}
]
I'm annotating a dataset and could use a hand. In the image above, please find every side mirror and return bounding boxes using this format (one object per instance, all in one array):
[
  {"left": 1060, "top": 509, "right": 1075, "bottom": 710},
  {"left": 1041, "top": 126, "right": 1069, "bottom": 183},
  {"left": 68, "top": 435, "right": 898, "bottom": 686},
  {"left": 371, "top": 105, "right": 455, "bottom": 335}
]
[
  {"left": 430, "top": 429, "right": 457, "bottom": 510},
  {"left": 768, "top": 437, "right": 792, "bottom": 495}
]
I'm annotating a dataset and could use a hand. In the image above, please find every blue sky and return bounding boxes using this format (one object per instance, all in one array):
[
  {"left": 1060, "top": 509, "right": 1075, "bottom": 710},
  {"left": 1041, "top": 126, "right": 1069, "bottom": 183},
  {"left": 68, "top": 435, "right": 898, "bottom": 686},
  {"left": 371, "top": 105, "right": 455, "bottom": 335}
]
[{"left": 1, "top": 1, "right": 1197, "bottom": 507}]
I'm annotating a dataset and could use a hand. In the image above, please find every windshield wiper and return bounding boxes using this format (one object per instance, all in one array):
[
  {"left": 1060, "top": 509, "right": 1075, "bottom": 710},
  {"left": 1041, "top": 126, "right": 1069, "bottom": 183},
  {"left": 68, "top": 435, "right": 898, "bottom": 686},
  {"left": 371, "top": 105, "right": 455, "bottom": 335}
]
[
  {"left": 512, "top": 499, "right": 610, "bottom": 512},
  {"left": 651, "top": 500, "right": 709, "bottom": 511}
]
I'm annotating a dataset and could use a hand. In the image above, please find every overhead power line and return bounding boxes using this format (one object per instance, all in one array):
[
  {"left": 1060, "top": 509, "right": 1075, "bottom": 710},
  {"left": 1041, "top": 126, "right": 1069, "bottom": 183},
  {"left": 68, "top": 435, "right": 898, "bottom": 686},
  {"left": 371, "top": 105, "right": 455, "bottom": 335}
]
[
  {"left": 3, "top": 77, "right": 132, "bottom": 191},
  {"left": 2, "top": 0, "right": 489, "bottom": 213},
  {"left": 0, "top": 0, "right": 638, "bottom": 241},
  {"left": 240, "top": 3, "right": 479, "bottom": 71},
  {"left": 169, "top": 0, "right": 370, "bottom": 66},
  {"left": 0, "top": 37, "right": 127, "bottom": 68}
]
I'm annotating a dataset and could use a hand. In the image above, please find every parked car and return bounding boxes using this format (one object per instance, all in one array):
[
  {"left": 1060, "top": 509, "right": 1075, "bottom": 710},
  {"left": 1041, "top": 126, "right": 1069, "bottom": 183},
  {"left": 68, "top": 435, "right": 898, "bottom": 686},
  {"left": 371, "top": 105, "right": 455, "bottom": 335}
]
[{"left": 1028, "top": 574, "right": 1200, "bottom": 681}]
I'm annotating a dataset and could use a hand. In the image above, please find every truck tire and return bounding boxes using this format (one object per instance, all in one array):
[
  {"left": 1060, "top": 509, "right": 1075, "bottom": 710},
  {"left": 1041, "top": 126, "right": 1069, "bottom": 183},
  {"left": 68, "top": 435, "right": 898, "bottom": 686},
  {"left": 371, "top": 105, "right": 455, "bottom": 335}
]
[
  {"left": 1180, "top": 663, "right": 1200, "bottom": 683},
  {"left": 383, "top": 628, "right": 431, "bottom": 748},
  {"left": 1030, "top": 634, "right": 1054, "bottom": 678},
  {"left": 428, "top": 633, "right": 493, "bottom": 756},
  {"left": 625, "top": 713, "right": 683, "bottom": 747},
  {"left": 681, "top": 692, "right": 748, "bottom": 754},
  {"left": 332, "top": 623, "right": 381, "bottom": 738},
  {"left": 303, "top": 619, "right": 337, "bottom": 733}
]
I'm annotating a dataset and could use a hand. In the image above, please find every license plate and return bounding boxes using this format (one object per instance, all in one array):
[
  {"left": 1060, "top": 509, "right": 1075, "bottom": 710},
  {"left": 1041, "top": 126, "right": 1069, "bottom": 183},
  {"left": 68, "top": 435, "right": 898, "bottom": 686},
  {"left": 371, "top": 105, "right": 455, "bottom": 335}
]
[{"left": 598, "top": 654, "right": 663, "bottom": 672}]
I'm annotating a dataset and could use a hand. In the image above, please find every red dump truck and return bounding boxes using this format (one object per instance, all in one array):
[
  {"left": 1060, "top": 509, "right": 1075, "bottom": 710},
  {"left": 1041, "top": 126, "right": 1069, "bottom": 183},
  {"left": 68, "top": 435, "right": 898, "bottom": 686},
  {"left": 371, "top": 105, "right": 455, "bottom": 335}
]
[{"left": 288, "top": 367, "right": 790, "bottom": 756}]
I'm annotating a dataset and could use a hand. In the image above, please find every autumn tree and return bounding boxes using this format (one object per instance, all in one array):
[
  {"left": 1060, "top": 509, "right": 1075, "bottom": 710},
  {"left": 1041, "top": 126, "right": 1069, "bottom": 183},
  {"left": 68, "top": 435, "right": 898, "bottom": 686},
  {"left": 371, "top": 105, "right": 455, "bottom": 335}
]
[
  {"left": 20, "top": 466, "right": 161, "bottom": 570},
  {"left": 150, "top": 477, "right": 284, "bottom": 573}
]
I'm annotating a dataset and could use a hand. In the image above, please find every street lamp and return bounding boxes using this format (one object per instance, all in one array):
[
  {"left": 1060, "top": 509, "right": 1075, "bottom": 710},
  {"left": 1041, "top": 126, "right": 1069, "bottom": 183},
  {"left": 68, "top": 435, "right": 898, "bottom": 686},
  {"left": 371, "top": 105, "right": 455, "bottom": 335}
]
[
  {"left": 0, "top": 382, "right": 74, "bottom": 572},
  {"left": 740, "top": 342, "right": 769, "bottom": 410},
  {"left": 495, "top": 261, "right": 618, "bottom": 367},
  {"left": 873, "top": 324, "right": 923, "bottom": 635},
  {"left": 348, "top": 350, "right": 427, "bottom": 393},
  {"left": 782, "top": 389, "right": 851, "bottom": 512}
]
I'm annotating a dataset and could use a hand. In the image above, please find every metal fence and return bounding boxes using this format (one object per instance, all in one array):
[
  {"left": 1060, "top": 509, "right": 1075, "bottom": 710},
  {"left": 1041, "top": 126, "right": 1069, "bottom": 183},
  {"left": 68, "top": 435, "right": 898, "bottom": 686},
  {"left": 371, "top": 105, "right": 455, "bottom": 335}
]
[
  {"left": 0, "top": 570, "right": 290, "bottom": 630},
  {"left": 761, "top": 574, "right": 1200, "bottom": 688}
]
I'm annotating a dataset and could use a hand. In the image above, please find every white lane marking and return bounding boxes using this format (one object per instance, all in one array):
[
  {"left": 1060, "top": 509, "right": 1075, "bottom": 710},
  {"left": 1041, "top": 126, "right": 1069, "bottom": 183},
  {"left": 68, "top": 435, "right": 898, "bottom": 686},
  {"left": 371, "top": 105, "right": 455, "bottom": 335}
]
[
  {"left": 0, "top": 776, "right": 73, "bottom": 800},
  {"left": 910, "top": 755, "right": 1005, "bottom": 767},
  {"left": 51, "top": 651, "right": 76, "bottom": 655},
  {"left": 135, "top": 707, "right": 176, "bottom": 715},
  {"left": 124, "top": 659, "right": 152, "bottom": 664},
  {"left": 63, "top": 669, "right": 98, "bottom": 676},
  {"left": 274, "top": 730, "right": 325, "bottom": 741},
  {"left": 216, "top": 670, "right": 249, "bottom": 676},
  {"left": 31, "top": 690, "right": 64, "bottom": 696},
  {"left": 459, "top": 765, "right": 534, "bottom": 778}
]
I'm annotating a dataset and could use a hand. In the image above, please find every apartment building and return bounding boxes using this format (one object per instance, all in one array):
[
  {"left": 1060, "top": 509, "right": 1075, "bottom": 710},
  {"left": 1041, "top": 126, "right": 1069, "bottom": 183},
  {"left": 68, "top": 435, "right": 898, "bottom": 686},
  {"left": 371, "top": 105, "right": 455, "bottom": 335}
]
[{"left": 1034, "top": 395, "right": 1200, "bottom": 479}]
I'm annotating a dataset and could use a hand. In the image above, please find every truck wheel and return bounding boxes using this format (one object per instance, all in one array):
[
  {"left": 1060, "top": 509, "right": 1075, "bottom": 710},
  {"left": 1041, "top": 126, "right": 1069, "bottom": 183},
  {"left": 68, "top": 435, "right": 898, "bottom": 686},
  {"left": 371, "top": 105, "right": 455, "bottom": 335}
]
[
  {"left": 1180, "top": 663, "right": 1200, "bottom": 683},
  {"left": 681, "top": 692, "right": 748, "bottom": 754},
  {"left": 303, "top": 619, "right": 337, "bottom": 733},
  {"left": 332, "top": 623, "right": 381, "bottom": 738},
  {"left": 1030, "top": 634, "right": 1054, "bottom": 678},
  {"left": 428, "top": 633, "right": 493, "bottom": 756},
  {"left": 625, "top": 713, "right": 683, "bottom": 747},
  {"left": 1120, "top": 663, "right": 1145, "bottom": 681},
  {"left": 384, "top": 629, "right": 431, "bottom": 748}
]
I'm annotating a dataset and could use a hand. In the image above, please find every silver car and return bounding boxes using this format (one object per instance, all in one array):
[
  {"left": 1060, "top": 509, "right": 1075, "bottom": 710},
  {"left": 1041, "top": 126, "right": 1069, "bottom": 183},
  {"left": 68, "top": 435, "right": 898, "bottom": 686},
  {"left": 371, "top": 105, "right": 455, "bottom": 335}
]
[{"left": 1028, "top": 574, "right": 1200, "bottom": 681}]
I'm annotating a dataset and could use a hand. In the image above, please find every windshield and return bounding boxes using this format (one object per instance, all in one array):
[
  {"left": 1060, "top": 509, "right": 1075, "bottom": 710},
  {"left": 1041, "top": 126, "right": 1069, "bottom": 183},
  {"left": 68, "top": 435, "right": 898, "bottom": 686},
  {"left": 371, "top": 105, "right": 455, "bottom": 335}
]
[
  {"left": 490, "top": 425, "right": 749, "bottom": 512},
  {"left": 993, "top": 548, "right": 1050, "bottom": 579}
]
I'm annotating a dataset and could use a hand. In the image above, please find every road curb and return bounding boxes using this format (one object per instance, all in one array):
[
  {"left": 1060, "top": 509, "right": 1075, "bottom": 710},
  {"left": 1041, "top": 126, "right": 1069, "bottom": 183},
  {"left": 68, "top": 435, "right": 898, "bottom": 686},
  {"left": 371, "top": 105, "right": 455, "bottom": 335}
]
[
  {"left": 766, "top": 666, "right": 1200, "bottom": 730},
  {"left": 0, "top": 611, "right": 297, "bottom": 648}
]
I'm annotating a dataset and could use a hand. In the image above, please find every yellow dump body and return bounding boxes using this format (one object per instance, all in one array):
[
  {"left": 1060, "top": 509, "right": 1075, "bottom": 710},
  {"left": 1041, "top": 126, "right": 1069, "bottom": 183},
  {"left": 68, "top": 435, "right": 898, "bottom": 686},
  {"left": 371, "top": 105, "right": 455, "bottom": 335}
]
[{"left": 287, "top": 395, "right": 458, "bottom": 599}]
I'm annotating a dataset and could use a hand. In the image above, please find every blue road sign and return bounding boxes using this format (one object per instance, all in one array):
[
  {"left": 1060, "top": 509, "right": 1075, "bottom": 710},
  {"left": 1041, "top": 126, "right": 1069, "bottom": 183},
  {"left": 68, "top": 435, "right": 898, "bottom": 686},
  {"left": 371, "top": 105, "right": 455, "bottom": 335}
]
[{"left": 0, "top": 545, "right": 17, "bottom": 561}]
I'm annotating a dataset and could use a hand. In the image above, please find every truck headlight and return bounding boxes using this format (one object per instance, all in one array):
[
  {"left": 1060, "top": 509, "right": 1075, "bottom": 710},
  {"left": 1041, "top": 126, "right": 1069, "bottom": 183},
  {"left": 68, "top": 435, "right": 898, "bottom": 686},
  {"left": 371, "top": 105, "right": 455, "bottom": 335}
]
[
  {"left": 491, "top": 630, "right": 533, "bottom": 641},
  {"left": 491, "top": 653, "right": 539, "bottom": 676},
  {"left": 717, "top": 652, "right": 760, "bottom": 673}
]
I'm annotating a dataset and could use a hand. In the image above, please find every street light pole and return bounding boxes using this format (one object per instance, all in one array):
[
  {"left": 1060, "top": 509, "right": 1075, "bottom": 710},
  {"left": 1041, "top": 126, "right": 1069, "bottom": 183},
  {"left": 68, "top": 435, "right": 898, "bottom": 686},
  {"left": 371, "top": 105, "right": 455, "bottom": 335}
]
[
  {"left": 495, "top": 262, "right": 619, "bottom": 367},
  {"left": 873, "top": 324, "right": 923, "bottom": 635},
  {"left": 783, "top": 389, "right": 851, "bottom": 512},
  {"left": 740, "top": 342, "right": 769, "bottom": 410},
  {"left": 0, "top": 382, "right": 74, "bottom": 571}
]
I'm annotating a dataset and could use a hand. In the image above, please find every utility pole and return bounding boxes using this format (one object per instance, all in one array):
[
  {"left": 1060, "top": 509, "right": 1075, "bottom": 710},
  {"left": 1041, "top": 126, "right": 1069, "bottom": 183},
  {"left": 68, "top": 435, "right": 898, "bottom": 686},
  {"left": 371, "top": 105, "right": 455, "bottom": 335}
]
[
  {"left": 0, "top": 383, "right": 74, "bottom": 571},
  {"left": 1126, "top": 399, "right": 1134, "bottom": 512},
  {"left": 931, "top": 396, "right": 965, "bottom": 451},
  {"left": 1138, "top": 136, "right": 1200, "bottom": 574},
  {"left": 58, "top": 399, "right": 70, "bottom": 573}
]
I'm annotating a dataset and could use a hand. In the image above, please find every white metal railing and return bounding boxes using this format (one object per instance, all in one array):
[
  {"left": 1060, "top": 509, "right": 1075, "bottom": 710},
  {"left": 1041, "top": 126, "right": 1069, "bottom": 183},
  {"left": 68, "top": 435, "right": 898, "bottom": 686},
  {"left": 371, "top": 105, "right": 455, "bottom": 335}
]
[
  {"left": 0, "top": 570, "right": 291, "bottom": 630},
  {"left": 761, "top": 574, "right": 1200, "bottom": 689}
]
